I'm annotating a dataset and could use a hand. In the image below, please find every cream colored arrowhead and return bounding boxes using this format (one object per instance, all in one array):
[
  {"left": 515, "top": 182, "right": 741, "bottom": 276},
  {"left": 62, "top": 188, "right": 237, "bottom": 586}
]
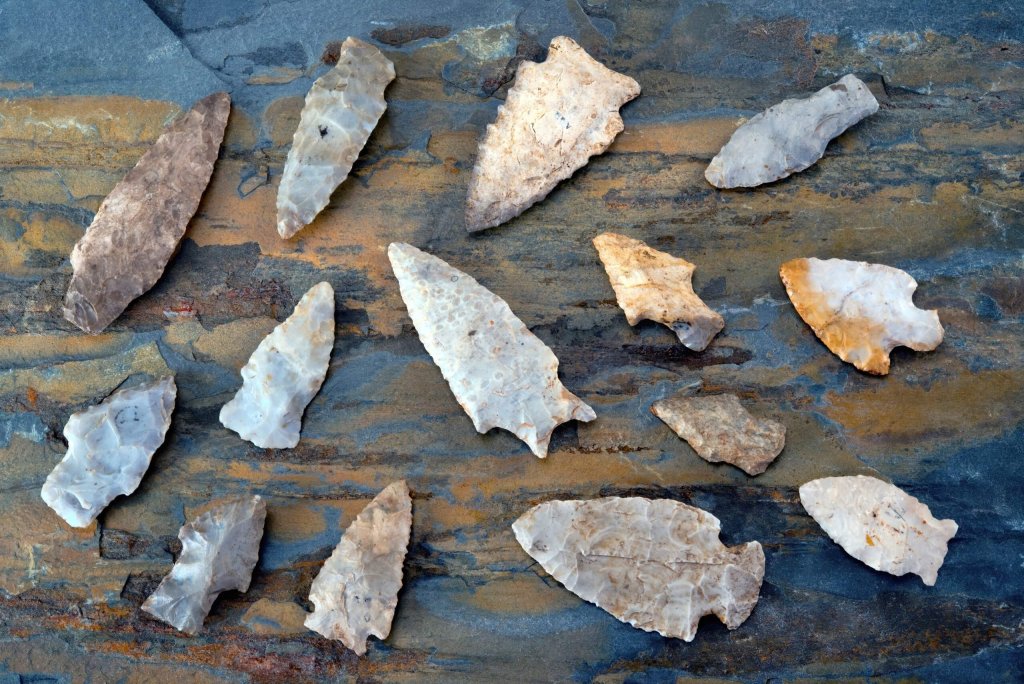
[
  {"left": 388, "top": 243, "right": 595, "bottom": 457},
  {"left": 513, "top": 497, "right": 764, "bottom": 641},
  {"left": 143, "top": 495, "right": 267, "bottom": 634},
  {"left": 800, "top": 476, "right": 958, "bottom": 586},
  {"left": 220, "top": 282, "right": 334, "bottom": 448},
  {"left": 705, "top": 74, "right": 878, "bottom": 188},
  {"left": 41, "top": 377, "right": 176, "bottom": 528},
  {"left": 277, "top": 37, "right": 395, "bottom": 238},
  {"left": 780, "top": 257, "right": 943, "bottom": 375},
  {"left": 465, "top": 36, "right": 640, "bottom": 231},
  {"left": 593, "top": 232, "right": 724, "bottom": 351},
  {"left": 305, "top": 481, "right": 412, "bottom": 654}
]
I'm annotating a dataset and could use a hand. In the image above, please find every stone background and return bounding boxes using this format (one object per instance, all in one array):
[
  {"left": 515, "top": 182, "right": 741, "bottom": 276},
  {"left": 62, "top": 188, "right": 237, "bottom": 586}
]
[{"left": 1, "top": 0, "right": 1022, "bottom": 681}]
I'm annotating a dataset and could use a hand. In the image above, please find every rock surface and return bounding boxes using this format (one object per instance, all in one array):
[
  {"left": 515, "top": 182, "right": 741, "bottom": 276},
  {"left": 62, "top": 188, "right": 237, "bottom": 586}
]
[
  {"left": 465, "top": 36, "right": 640, "bottom": 231},
  {"left": 305, "top": 481, "right": 412, "bottom": 654},
  {"left": 40, "top": 377, "right": 176, "bottom": 527},
  {"left": 513, "top": 497, "right": 765, "bottom": 641},
  {"left": 780, "top": 257, "right": 943, "bottom": 375},
  {"left": 277, "top": 37, "right": 394, "bottom": 238},
  {"left": 388, "top": 243, "right": 595, "bottom": 457},
  {"left": 62, "top": 92, "right": 230, "bottom": 333},
  {"left": 593, "top": 232, "right": 724, "bottom": 351},
  {"left": 142, "top": 495, "right": 267, "bottom": 634},
  {"left": 705, "top": 74, "right": 878, "bottom": 188},
  {"left": 220, "top": 282, "right": 334, "bottom": 448},
  {"left": 651, "top": 393, "right": 785, "bottom": 476},
  {"left": 800, "top": 476, "right": 958, "bottom": 586}
]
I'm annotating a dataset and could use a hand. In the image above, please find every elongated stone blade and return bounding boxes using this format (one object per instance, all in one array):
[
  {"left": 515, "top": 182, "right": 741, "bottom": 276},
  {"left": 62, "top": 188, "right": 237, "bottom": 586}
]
[
  {"left": 705, "top": 74, "right": 878, "bottom": 188},
  {"left": 651, "top": 393, "right": 785, "bottom": 476},
  {"left": 593, "top": 232, "right": 724, "bottom": 351},
  {"left": 220, "top": 282, "right": 334, "bottom": 448},
  {"left": 388, "top": 243, "right": 596, "bottom": 457},
  {"left": 305, "top": 481, "right": 412, "bottom": 654},
  {"left": 143, "top": 496, "right": 267, "bottom": 634},
  {"left": 513, "top": 497, "right": 765, "bottom": 641},
  {"left": 780, "top": 257, "right": 943, "bottom": 375},
  {"left": 465, "top": 36, "right": 640, "bottom": 231},
  {"left": 40, "top": 377, "right": 176, "bottom": 528},
  {"left": 277, "top": 37, "right": 394, "bottom": 238},
  {"left": 800, "top": 476, "right": 958, "bottom": 586},
  {"left": 63, "top": 92, "right": 230, "bottom": 333}
]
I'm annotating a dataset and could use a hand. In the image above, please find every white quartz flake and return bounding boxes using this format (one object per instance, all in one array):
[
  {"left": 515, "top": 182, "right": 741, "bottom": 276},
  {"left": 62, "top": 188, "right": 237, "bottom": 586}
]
[
  {"left": 143, "top": 495, "right": 267, "bottom": 634},
  {"left": 220, "top": 282, "right": 334, "bottom": 448},
  {"left": 705, "top": 74, "right": 879, "bottom": 188},
  {"left": 465, "top": 36, "right": 641, "bottom": 231},
  {"left": 513, "top": 497, "right": 765, "bottom": 641},
  {"left": 799, "top": 476, "right": 958, "bottom": 586},
  {"left": 305, "top": 481, "right": 412, "bottom": 654},
  {"left": 277, "top": 37, "right": 395, "bottom": 238},
  {"left": 388, "top": 243, "right": 596, "bottom": 457},
  {"left": 780, "top": 257, "right": 943, "bottom": 375},
  {"left": 41, "top": 377, "right": 176, "bottom": 528}
]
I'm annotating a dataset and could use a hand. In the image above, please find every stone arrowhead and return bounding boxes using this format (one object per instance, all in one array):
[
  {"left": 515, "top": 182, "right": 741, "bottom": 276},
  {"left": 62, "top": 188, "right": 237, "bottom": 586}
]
[
  {"left": 277, "top": 37, "right": 394, "bottom": 238},
  {"left": 651, "top": 393, "right": 785, "bottom": 476},
  {"left": 705, "top": 74, "right": 878, "bottom": 189},
  {"left": 305, "top": 481, "right": 412, "bottom": 654},
  {"left": 780, "top": 257, "right": 943, "bottom": 375},
  {"left": 220, "top": 282, "right": 334, "bottom": 448},
  {"left": 41, "top": 377, "right": 176, "bottom": 528},
  {"left": 513, "top": 497, "right": 764, "bottom": 641},
  {"left": 800, "top": 476, "right": 958, "bottom": 586},
  {"left": 465, "top": 36, "right": 640, "bottom": 231},
  {"left": 388, "top": 243, "right": 595, "bottom": 457},
  {"left": 63, "top": 92, "right": 230, "bottom": 333},
  {"left": 143, "top": 495, "right": 267, "bottom": 634},
  {"left": 593, "top": 232, "right": 724, "bottom": 351}
]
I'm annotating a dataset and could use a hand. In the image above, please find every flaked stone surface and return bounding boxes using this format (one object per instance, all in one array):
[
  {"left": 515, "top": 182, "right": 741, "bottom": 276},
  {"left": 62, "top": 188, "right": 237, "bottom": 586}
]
[
  {"left": 143, "top": 495, "right": 267, "bottom": 634},
  {"left": 63, "top": 92, "right": 230, "bottom": 333},
  {"left": 513, "top": 497, "right": 764, "bottom": 641},
  {"left": 465, "top": 36, "right": 640, "bottom": 231},
  {"left": 277, "top": 37, "right": 394, "bottom": 238},
  {"left": 705, "top": 74, "right": 878, "bottom": 188},
  {"left": 651, "top": 393, "right": 785, "bottom": 476},
  {"left": 593, "top": 232, "right": 724, "bottom": 351},
  {"left": 780, "top": 257, "right": 943, "bottom": 375},
  {"left": 800, "top": 476, "right": 958, "bottom": 586},
  {"left": 388, "top": 243, "right": 595, "bottom": 457},
  {"left": 40, "top": 377, "right": 176, "bottom": 528},
  {"left": 305, "top": 481, "right": 412, "bottom": 654},
  {"left": 220, "top": 282, "right": 334, "bottom": 448}
]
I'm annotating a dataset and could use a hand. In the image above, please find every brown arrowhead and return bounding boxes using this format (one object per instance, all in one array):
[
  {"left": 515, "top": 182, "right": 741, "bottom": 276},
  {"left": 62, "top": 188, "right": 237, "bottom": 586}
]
[{"left": 63, "top": 92, "right": 230, "bottom": 333}]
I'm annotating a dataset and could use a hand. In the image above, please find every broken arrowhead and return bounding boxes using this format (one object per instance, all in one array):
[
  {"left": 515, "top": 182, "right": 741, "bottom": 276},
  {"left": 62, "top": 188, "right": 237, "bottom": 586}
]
[
  {"left": 305, "top": 481, "right": 412, "bottom": 654},
  {"left": 513, "top": 497, "right": 764, "bottom": 641},
  {"left": 220, "top": 282, "right": 334, "bottom": 448},
  {"left": 593, "top": 232, "right": 724, "bottom": 351},
  {"left": 277, "top": 37, "right": 394, "bottom": 238},
  {"left": 465, "top": 36, "right": 640, "bottom": 231},
  {"left": 41, "top": 377, "right": 176, "bottom": 528},
  {"left": 705, "top": 74, "right": 878, "bottom": 189},
  {"left": 780, "top": 257, "right": 943, "bottom": 375},
  {"left": 800, "top": 475, "right": 958, "bottom": 586},
  {"left": 388, "top": 243, "right": 595, "bottom": 457},
  {"left": 143, "top": 495, "right": 267, "bottom": 634},
  {"left": 63, "top": 92, "right": 230, "bottom": 333},
  {"left": 651, "top": 393, "right": 785, "bottom": 476}
]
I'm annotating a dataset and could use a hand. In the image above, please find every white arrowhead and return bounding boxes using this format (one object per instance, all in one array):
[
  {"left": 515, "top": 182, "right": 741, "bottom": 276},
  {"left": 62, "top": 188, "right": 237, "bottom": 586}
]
[
  {"left": 513, "top": 497, "right": 764, "bottom": 641},
  {"left": 305, "top": 481, "right": 412, "bottom": 654},
  {"left": 41, "top": 376, "right": 176, "bottom": 528},
  {"left": 220, "top": 282, "right": 334, "bottom": 448},
  {"left": 388, "top": 243, "right": 596, "bottom": 457}
]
